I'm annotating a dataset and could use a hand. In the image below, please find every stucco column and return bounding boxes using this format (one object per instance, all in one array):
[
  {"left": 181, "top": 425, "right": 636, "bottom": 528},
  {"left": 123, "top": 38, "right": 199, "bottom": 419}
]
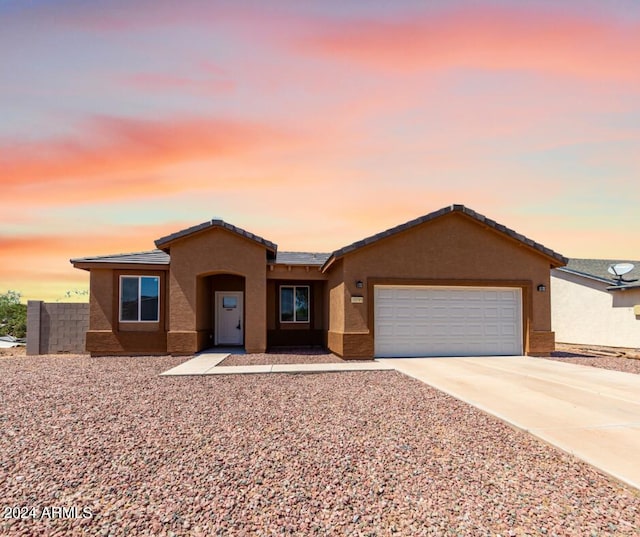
[
  {"left": 167, "top": 268, "right": 198, "bottom": 355},
  {"left": 244, "top": 273, "right": 267, "bottom": 353}
]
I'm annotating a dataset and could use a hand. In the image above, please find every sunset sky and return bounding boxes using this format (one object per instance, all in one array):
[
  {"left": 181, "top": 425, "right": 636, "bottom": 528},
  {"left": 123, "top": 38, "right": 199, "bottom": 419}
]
[{"left": 2, "top": 0, "right": 639, "bottom": 302}]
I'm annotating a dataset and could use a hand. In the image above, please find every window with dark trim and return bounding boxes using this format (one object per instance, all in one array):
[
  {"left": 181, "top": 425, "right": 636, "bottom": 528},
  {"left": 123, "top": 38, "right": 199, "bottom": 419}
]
[
  {"left": 120, "top": 276, "right": 160, "bottom": 322},
  {"left": 280, "top": 285, "right": 309, "bottom": 323}
]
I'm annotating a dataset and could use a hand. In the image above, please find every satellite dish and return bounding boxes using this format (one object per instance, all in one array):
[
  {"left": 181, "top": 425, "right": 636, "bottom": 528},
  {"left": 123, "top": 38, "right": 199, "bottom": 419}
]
[
  {"left": 608, "top": 263, "right": 634, "bottom": 276},
  {"left": 608, "top": 263, "right": 636, "bottom": 284}
]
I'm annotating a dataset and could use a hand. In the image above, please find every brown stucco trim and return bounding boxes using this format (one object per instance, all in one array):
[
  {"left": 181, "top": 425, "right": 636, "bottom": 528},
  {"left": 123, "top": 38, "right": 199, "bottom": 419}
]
[
  {"left": 327, "top": 331, "right": 374, "bottom": 359},
  {"left": 167, "top": 331, "right": 198, "bottom": 356},
  {"left": 86, "top": 330, "right": 167, "bottom": 356}
]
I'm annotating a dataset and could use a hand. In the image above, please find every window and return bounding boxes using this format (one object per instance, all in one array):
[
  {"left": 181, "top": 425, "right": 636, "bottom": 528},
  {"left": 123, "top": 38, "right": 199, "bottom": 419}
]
[
  {"left": 120, "top": 276, "right": 159, "bottom": 322},
  {"left": 222, "top": 296, "right": 238, "bottom": 309},
  {"left": 280, "top": 285, "right": 309, "bottom": 323}
]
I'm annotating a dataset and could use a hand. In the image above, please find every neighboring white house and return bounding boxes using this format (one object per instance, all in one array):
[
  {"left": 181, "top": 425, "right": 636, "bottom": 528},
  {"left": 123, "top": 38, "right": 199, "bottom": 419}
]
[{"left": 551, "top": 259, "right": 640, "bottom": 348}]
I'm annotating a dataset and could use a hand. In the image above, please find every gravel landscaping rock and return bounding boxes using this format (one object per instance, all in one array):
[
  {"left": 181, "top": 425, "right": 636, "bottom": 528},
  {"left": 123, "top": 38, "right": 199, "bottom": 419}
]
[
  {"left": 1, "top": 353, "right": 639, "bottom": 536},
  {"left": 220, "top": 349, "right": 345, "bottom": 367},
  {"left": 546, "top": 349, "right": 640, "bottom": 375}
]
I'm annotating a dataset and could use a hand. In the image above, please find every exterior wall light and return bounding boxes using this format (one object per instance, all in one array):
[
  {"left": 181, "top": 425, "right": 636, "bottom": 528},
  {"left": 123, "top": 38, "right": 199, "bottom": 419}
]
[
  {"left": 356, "top": 280, "right": 364, "bottom": 289},
  {"left": 537, "top": 284, "right": 546, "bottom": 292}
]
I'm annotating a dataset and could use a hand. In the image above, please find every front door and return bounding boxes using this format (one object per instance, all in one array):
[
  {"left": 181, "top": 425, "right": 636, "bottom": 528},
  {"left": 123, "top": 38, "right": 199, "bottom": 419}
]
[{"left": 215, "top": 292, "right": 244, "bottom": 345}]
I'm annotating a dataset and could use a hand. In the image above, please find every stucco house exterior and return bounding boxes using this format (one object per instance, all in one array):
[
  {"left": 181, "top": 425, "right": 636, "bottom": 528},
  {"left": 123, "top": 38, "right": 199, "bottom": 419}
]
[
  {"left": 71, "top": 205, "right": 566, "bottom": 358},
  {"left": 551, "top": 259, "right": 640, "bottom": 348}
]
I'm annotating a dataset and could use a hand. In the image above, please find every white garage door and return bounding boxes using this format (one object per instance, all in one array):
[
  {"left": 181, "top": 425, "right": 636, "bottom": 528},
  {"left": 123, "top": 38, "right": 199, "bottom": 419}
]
[{"left": 374, "top": 286, "right": 522, "bottom": 357}]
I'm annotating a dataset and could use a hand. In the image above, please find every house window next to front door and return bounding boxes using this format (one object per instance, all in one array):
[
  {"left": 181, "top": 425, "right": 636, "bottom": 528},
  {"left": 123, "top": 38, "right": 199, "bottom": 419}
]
[
  {"left": 120, "top": 276, "right": 160, "bottom": 322},
  {"left": 280, "top": 285, "right": 310, "bottom": 323}
]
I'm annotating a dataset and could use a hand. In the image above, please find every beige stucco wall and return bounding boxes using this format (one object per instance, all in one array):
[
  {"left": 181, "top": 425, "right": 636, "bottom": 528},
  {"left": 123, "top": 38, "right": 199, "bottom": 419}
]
[
  {"left": 89, "top": 268, "right": 113, "bottom": 331},
  {"left": 327, "top": 212, "right": 557, "bottom": 357},
  {"left": 166, "top": 227, "right": 268, "bottom": 354},
  {"left": 551, "top": 270, "right": 640, "bottom": 348},
  {"left": 327, "top": 260, "right": 345, "bottom": 333}
]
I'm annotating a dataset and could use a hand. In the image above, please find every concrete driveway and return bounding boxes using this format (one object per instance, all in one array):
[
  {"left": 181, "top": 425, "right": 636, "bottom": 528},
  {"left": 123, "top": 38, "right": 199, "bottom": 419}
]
[{"left": 380, "top": 356, "right": 640, "bottom": 491}]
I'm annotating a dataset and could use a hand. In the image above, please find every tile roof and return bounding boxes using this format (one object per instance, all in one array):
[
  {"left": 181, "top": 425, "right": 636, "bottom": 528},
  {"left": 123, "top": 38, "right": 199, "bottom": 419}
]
[
  {"left": 155, "top": 219, "right": 277, "bottom": 252},
  {"left": 71, "top": 206, "right": 569, "bottom": 273},
  {"left": 71, "top": 250, "right": 170, "bottom": 265},
  {"left": 273, "top": 252, "right": 330, "bottom": 265},
  {"left": 70, "top": 250, "right": 333, "bottom": 267},
  {"left": 322, "top": 204, "right": 567, "bottom": 270},
  {"left": 556, "top": 258, "right": 640, "bottom": 289}
]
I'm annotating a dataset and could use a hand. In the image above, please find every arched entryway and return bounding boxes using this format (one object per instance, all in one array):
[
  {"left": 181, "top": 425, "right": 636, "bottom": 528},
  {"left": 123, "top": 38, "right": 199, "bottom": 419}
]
[{"left": 196, "top": 273, "right": 246, "bottom": 351}]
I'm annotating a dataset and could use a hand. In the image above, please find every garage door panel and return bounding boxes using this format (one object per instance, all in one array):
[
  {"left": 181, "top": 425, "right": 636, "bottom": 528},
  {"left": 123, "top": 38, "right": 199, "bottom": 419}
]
[
  {"left": 450, "top": 324, "right": 469, "bottom": 336},
  {"left": 431, "top": 306, "right": 449, "bottom": 319},
  {"left": 376, "top": 288, "right": 395, "bottom": 300},
  {"left": 394, "top": 306, "right": 413, "bottom": 318},
  {"left": 466, "top": 325, "right": 484, "bottom": 337},
  {"left": 377, "top": 305, "right": 395, "bottom": 318},
  {"left": 395, "top": 324, "right": 414, "bottom": 337},
  {"left": 377, "top": 324, "right": 395, "bottom": 337},
  {"left": 375, "top": 285, "right": 522, "bottom": 357},
  {"left": 467, "top": 306, "right": 484, "bottom": 319},
  {"left": 484, "top": 308, "right": 500, "bottom": 319},
  {"left": 395, "top": 289, "right": 414, "bottom": 300},
  {"left": 501, "top": 324, "right": 517, "bottom": 336}
]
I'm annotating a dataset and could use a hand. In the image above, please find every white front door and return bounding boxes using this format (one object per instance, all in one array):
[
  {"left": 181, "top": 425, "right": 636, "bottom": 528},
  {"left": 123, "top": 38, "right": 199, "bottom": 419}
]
[{"left": 215, "top": 292, "right": 244, "bottom": 345}]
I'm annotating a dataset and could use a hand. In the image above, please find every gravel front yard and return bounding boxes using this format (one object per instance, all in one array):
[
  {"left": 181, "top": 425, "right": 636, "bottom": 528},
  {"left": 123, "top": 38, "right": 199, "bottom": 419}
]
[
  {"left": 545, "top": 345, "right": 640, "bottom": 375},
  {"left": 219, "top": 348, "right": 344, "bottom": 367},
  {"left": 1, "top": 354, "right": 639, "bottom": 536}
]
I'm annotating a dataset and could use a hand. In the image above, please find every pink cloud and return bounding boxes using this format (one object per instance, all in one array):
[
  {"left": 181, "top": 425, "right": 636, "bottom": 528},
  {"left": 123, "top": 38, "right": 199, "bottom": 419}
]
[
  {"left": 0, "top": 115, "right": 296, "bottom": 202},
  {"left": 300, "top": 7, "right": 640, "bottom": 81},
  {"left": 124, "top": 73, "right": 236, "bottom": 95}
]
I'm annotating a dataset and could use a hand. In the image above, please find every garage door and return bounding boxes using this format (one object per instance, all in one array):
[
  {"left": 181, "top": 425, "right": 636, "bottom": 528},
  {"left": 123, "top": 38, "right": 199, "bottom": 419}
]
[{"left": 374, "top": 286, "right": 522, "bottom": 357}]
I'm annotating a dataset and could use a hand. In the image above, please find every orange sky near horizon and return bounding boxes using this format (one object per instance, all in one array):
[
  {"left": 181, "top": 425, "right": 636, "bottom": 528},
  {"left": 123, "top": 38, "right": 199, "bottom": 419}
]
[{"left": 1, "top": 0, "right": 639, "bottom": 302}]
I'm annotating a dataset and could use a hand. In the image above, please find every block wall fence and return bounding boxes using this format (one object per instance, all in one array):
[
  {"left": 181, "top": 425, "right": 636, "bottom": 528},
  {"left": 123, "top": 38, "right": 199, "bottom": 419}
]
[{"left": 27, "top": 301, "right": 89, "bottom": 355}]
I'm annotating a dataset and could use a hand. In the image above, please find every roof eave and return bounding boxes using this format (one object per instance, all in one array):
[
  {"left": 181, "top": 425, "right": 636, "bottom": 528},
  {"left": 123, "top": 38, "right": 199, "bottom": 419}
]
[
  {"left": 321, "top": 255, "right": 338, "bottom": 273},
  {"left": 606, "top": 283, "right": 640, "bottom": 291},
  {"left": 554, "top": 267, "right": 614, "bottom": 285},
  {"left": 71, "top": 261, "right": 170, "bottom": 271}
]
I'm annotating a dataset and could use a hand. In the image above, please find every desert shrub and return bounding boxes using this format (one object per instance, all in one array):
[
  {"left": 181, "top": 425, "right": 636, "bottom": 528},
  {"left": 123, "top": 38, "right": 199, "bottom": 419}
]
[{"left": 0, "top": 290, "right": 27, "bottom": 339}]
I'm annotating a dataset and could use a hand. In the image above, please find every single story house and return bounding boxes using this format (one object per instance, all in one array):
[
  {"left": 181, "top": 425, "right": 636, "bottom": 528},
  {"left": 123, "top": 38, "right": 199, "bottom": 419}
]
[
  {"left": 551, "top": 259, "right": 640, "bottom": 348},
  {"left": 71, "top": 204, "right": 566, "bottom": 358}
]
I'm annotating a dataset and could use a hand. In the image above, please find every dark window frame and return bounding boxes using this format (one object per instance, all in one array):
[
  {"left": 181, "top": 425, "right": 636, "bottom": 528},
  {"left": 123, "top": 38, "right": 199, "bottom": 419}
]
[
  {"left": 279, "top": 285, "right": 310, "bottom": 323},
  {"left": 119, "top": 275, "right": 160, "bottom": 322}
]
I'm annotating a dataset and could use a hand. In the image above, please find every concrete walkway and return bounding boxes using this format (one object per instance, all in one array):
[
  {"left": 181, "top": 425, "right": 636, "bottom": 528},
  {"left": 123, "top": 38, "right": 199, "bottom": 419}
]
[
  {"left": 161, "top": 355, "right": 394, "bottom": 376},
  {"left": 160, "top": 353, "right": 230, "bottom": 376},
  {"left": 380, "top": 356, "right": 640, "bottom": 491}
]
